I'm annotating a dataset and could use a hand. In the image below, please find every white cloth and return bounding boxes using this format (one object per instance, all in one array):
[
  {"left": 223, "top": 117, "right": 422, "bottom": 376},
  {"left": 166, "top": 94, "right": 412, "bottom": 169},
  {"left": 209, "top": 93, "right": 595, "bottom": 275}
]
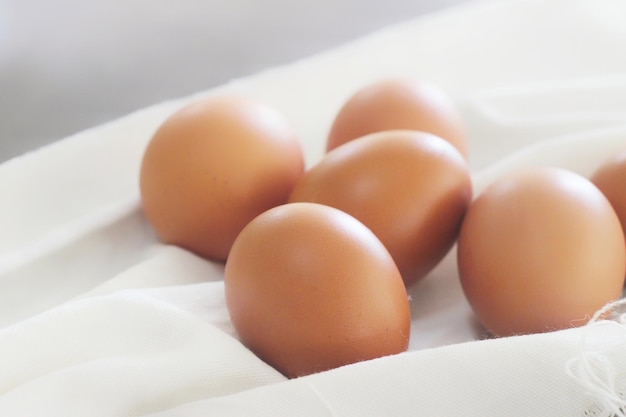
[{"left": 3, "top": 0, "right": 626, "bottom": 415}]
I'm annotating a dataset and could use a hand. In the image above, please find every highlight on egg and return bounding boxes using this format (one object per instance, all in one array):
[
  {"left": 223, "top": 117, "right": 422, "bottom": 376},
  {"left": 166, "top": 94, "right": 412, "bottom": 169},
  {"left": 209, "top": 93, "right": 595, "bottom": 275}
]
[
  {"left": 326, "top": 78, "right": 468, "bottom": 158},
  {"left": 224, "top": 202, "right": 411, "bottom": 378},
  {"left": 457, "top": 167, "right": 626, "bottom": 337},
  {"left": 139, "top": 95, "right": 304, "bottom": 262},
  {"left": 289, "top": 130, "right": 472, "bottom": 287}
]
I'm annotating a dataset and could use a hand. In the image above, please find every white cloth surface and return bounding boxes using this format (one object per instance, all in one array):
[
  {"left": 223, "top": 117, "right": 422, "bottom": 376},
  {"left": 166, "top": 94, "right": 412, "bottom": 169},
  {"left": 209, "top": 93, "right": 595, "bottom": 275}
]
[{"left": 2, "top": 0, "right": 626, "bottom": 415}]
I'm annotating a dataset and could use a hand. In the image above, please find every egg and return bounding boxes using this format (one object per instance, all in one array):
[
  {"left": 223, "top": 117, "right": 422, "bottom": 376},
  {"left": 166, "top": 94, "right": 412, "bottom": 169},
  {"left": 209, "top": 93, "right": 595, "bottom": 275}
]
[
  {"left": 289, "top": 130, "right": 472, "bottom": 287},
  {"left": 326, "top": 78, "right": 468, "bottom": 158},
  {"left": 139, "top": 95, "right": 304, "bottom": 261},
  {"left": 457, "top": 167, "right": 626, "bottom": 337},
  {"left": 591, "top": 149, "right": 626, "bottom": 254},
  {"left": 224, "top": 202, "right": 410, "bottom": 378}
]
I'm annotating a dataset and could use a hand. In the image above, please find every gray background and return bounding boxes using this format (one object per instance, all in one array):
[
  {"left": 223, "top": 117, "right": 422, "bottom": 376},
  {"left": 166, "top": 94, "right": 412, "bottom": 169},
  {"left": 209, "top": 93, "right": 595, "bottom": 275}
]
[{"left": 0, "top": 0, "right": 471, "bottom": 162}]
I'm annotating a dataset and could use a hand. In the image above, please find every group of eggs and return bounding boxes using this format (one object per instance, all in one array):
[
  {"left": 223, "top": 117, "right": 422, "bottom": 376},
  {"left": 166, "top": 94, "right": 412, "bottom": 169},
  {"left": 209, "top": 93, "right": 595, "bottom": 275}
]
[{"left": 139, "top": 78, "right": 626, "bottom": 378}]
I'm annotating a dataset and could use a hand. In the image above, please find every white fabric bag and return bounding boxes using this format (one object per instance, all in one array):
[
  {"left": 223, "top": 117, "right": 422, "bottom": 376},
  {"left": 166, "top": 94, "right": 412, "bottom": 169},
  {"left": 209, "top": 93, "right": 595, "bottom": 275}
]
[{"left": 2, "top": 0, "right": 626, "bottom": 415}]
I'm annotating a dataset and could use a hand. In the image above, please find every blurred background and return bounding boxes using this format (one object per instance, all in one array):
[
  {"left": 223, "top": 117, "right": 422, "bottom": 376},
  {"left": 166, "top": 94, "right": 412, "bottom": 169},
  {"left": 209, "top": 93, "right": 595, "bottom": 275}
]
[{"left": 0, "top": 0, "right": 471, "bottom": 162}]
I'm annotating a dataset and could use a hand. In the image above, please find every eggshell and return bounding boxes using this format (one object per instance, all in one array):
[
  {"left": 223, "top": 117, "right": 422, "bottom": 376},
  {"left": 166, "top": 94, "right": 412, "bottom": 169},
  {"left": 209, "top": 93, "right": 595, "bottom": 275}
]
[
  {"left": 224, "top": 202, "right": 410, "bottom": 378},
  {"left": 326, "top": 78, "right": 468, "bottom": 158},
  {"left": 457, "top": 167, "right": 626, "bottom": 337},
  {"left": 289, "top": 130, "right": 472, "bottom": 287},
  {"left": 139, "top": 95, "right": 304, "bottom": 261},
  {"left": 591, "top": 149, "right": 626, "bottom": 256}
]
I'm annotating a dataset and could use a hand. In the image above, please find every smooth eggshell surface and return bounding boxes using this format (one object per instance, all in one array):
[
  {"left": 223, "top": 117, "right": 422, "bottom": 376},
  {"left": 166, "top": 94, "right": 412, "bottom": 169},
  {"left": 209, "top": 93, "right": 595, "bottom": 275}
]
[
  {"left": 591, "top": 149, "right": 626, "bottom": 259},
  {"left": 290, "top": 130, "right": 472, "bottom": 287},
  {"left": 224, "top": 202, "right": 410, "bottom": 378},
  {"left": 326, "top": 78, "right": 468, "bottom": 158},
  {"left": 457, "top": 167, "right": 626, "bottom": 337},
  {"left": 139, "top": 96, "right": 304, "bottom": 261}
]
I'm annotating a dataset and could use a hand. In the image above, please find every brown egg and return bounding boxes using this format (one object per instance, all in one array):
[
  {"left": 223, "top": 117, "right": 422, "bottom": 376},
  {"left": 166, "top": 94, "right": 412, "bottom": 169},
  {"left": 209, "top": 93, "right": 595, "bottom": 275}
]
[
  {"left": 139, "top": 95, "right": 304, "bottom": 261},
  {"left": 224, "top": 202, "right": 410, "bottom": 378},
  {"left": 457, "top": 167, "right": 626, "bottom": 337},
  {"left": 289, "top": 130, "right": 472, "bottom": 287},
  {"left": 326, "top": 78, "right": 468, "bottom": 158},
  {"left": 591, "top": 149, "right": 626, "bottom": 259}
]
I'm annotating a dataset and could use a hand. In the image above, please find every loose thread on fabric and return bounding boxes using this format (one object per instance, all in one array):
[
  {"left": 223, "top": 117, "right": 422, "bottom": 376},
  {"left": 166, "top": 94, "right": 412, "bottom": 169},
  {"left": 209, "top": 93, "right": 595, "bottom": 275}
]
[{"left": 565, "top": 299, "right": 626, "bottom": 417}]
